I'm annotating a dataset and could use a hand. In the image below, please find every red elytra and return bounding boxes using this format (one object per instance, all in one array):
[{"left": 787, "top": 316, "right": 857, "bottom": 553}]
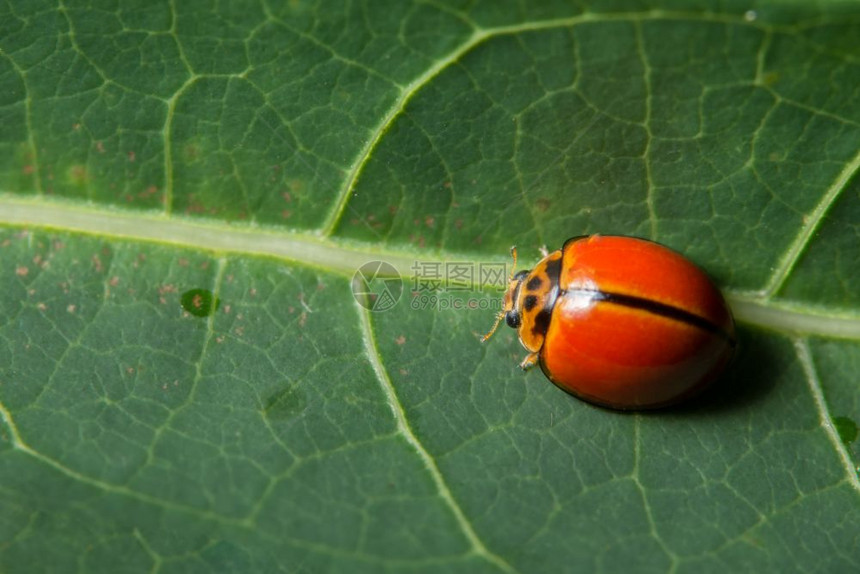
[{"left": 483, "top": 235, "right": 736, "bottom": 410}]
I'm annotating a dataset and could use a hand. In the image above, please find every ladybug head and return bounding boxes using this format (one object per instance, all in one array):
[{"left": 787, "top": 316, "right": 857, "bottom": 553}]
[
  {"left": 503, "top": 270, "right": 529, "bottom": 329},
  {"left": 481, "top": 247, "right": 528, "bottom": 342}
]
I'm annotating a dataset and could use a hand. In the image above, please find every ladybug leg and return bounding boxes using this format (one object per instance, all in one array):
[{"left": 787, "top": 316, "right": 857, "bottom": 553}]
[
  {"left": 539, "top": 245, "right": 549, "bottom": 257},
  {"left": 519, "top": 352, "right": 539, "bottom": 370}
]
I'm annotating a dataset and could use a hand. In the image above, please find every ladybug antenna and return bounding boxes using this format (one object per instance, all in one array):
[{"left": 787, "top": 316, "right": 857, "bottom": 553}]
[
  {"left": 480, "top": 313, "right": 505, "bottom": 343},
  {"left": 481, "top": 246, "right": 518, "bottom": 342},
  {"left": 508, "top": 245, "right": 518, "bottom": 280}
]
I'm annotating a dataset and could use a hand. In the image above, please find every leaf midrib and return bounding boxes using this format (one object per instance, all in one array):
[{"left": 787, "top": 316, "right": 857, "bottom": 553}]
[{"left": 2, "top": 194, "right": 860, "bottom": 340}]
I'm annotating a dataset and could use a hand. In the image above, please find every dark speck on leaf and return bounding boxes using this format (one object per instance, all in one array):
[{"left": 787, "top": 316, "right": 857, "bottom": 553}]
[{"left": 180, "top": 288, "right": 219, "bottom": 318}]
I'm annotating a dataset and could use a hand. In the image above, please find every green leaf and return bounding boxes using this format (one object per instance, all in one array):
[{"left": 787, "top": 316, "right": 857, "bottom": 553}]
[{"left": 2, "top": 1, "right": 860, "bottom": 572}]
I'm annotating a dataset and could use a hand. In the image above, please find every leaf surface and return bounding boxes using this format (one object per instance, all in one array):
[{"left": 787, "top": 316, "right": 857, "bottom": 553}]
[{"left": 2, "top": 1, "right": 860, "bottom": 572}]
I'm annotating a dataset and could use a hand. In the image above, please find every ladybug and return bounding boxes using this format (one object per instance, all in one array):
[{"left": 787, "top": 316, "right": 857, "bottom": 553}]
[{"left": 483, "top": 235, "right": 736, "bottom": 410}]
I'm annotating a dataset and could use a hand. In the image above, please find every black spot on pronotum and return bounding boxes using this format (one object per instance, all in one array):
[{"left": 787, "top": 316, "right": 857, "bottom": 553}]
[
  {"left": 526, "top": 276, "right": 543, "bottom": 291},
  {"left": 180, "top": 288, "right": 220, "bottom": 318},
  {"left": 532, "top": 308, "right": 552, "bottom": 336},
  {"left": 523, "top": 295, "right": 538, "bottom": 312},
  {"left": 544, "top": 256, "right": 562, "bottom": 286}
]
